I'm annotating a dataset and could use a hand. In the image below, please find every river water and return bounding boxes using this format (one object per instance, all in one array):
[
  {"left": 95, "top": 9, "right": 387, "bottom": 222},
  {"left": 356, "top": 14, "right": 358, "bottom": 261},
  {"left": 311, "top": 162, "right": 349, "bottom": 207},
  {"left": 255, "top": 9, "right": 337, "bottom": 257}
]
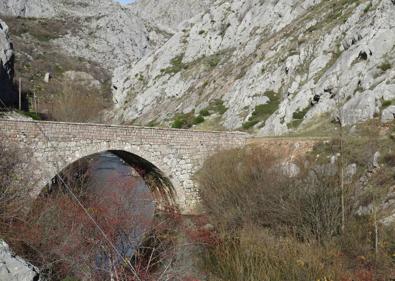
[{"left": 87, "top": 152, "right": 155, "bottom": 258}]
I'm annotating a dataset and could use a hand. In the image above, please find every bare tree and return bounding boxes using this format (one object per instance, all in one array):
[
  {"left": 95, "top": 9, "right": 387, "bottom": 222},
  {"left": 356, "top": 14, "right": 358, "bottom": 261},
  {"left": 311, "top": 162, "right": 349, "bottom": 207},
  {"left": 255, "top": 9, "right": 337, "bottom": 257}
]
[{"left": 0, "top": 144, "right": 31, "bottom": 233}]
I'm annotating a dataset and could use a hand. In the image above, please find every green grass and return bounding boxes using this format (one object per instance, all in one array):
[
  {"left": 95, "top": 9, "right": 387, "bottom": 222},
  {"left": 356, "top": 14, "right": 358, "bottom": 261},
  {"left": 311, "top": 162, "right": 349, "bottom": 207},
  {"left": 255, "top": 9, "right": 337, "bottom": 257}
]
[
  {"left": 378, "top": 61, "right": 392, "bottom": 72},
  {"left": 363, "top": 2, "right": 372, "bottom": 13},
  {"left": 171, "top": 111, "right": 206, "bottom": 128},
  {"left": 201, "top": 99, "right": 227, "bottom": 116},
  {"left": 170, "top": 102, "right": 225, "bottom": 128},
  {"left": 382, "top": 100, "right": 393, "bottom": 109},
  {"left": 199, "top": 109, "right": 210, "bottom": 117},
  {"left": 210, "top": 99, "right": 227, "bottom": 115},
  {"left": 171, "top": 112, "right": 193, "bottom": 129},
  {"left": 242, "top": 91, "right": 280, "bottom": 129},
  {"left": 288, "top": 106, "right": 310, "bottom": 128},
  {"left": 193, "top": 115, "right": 205, "bottom": 125},
  {"left": 160, "top": 54, "right": 186, "bottom": 75},
  {"left": 205, "top": 54, "right": 222, "bottom": 68},
  {"left": 17, "top": 110, "right": 41, "bottom": 120}
]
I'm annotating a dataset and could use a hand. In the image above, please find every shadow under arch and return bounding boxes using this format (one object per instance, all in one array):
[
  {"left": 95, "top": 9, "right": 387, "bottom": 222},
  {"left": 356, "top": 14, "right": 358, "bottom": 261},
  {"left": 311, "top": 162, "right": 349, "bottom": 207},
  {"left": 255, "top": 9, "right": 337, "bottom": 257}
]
[
  {"left": 109, "top": 150, "right": 177, "bottom": 210},
  {"left": 47, "top": 149, "right": 178, "bottom": 211}
]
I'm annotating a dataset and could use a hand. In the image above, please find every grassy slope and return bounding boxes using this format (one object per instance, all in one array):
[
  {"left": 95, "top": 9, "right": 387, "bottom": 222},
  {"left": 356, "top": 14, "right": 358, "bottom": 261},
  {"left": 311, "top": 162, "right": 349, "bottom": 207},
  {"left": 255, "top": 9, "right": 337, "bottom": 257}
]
[{"left": 2, "top": 16, "right": 112, "bottom": 120}]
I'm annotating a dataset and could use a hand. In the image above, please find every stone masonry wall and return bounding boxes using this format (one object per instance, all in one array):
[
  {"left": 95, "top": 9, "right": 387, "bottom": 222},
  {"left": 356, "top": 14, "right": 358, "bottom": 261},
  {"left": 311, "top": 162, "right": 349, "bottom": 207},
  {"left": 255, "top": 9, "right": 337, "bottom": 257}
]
[
  {"left": 0, "top": 119, "right": 326, "bottom": 213},
  {"left": 0, "top": 119, "right": 248, "bottom": 213}
]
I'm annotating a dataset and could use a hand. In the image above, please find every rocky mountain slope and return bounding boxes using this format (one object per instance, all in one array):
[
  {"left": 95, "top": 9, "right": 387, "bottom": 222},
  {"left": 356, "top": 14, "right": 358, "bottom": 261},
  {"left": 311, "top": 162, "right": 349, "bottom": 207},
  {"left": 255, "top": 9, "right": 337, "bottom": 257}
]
[
  {"left": 0, "top": 0, "right": 213, "bottom": 120},
  {"left": 0, "top": 18, "right": 15, "bottom": 106},
  {"left": 111, "top": 0, "right": 395, "bottom": 135},
  {"left": 0, "top": 0, "right": 212, "bottom": 69},
  {"left": 0, "top": 0, "right": 161, "bottom": 69},
  {"left": 131, "top": 0, "right": 214, "bottom": 32}
]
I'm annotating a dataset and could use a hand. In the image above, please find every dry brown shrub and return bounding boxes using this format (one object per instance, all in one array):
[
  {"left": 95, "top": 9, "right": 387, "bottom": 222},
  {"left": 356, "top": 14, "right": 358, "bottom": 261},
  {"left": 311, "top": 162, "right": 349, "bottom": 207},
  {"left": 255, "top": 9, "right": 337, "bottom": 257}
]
[
  {"left": 51, "top": 83, "right": 108, "bottom": 123},
  {"left": 0, "top": 144, "right": 31, "bottom": 233},
  {"left": 201, "top": 226, "right": 341, "bottom": 281},
  {"left": 197, "top": 146, "right": 394, "bottom": 281},
  {"left": 197, "top": 146, "right": 345, "bottom": 242}
]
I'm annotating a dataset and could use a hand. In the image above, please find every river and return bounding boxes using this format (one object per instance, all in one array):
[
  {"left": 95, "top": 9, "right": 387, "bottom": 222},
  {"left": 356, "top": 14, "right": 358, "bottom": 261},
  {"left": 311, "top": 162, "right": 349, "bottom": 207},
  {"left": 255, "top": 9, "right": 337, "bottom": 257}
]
[{"left": 87, "top": 152, "right": 156, "bottom": 259}]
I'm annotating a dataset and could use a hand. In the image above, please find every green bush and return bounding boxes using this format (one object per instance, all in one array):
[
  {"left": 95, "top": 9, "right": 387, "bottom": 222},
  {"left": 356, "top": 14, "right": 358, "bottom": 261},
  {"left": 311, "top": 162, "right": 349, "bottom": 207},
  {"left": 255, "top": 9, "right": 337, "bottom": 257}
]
[
  {"left": 207, "top": 99, "right": 227, "bottom": 115},
  {"left": 171, "top": 117, "right": 187, "bottom": 129},
  {"left": 242, "top": 91, "right": 280, "bottom": 130},
  {"left": 292, "top": 107, "right": 309, "bottom": 120},
  {"left": 378, "top": 61, "right": 392, "bottom": 72},
  {"left": 363, "top": 2, "right": 372, "bottom": 13},
  {"left": 193, "top": 115, "right": 205, "bottom": 125},
  {"left": 242, "top": 120, "right": 259, "bottom": 129},
  {"left": 199, "top": 109, "right": 210, "bottom": 117},
  {"left": 288, "top": 107, "right": 310, "bottom": 128},
  {"left": 382, "top": 100, "right": 392, "bottom": 108},
  {"left": 171, "top": 112, "right": 203, "bottom": 128}
]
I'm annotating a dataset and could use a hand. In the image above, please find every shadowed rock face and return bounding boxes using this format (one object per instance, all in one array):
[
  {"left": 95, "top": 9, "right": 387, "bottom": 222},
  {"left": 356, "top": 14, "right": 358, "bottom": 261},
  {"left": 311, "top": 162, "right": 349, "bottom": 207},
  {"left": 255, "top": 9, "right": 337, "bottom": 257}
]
[{"left": 0, "top": 19, "right": 15, "bottom": 107}]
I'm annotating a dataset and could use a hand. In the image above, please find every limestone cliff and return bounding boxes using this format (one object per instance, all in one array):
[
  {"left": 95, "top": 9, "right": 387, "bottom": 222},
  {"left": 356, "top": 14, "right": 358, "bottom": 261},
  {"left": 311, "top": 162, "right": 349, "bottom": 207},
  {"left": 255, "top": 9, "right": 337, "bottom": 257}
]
[
  {"left": 111, "top": 0, "right": 395, "bottom": 135},
  {"left": 1, "top": 0, "right": 394, "bottom": 134}
]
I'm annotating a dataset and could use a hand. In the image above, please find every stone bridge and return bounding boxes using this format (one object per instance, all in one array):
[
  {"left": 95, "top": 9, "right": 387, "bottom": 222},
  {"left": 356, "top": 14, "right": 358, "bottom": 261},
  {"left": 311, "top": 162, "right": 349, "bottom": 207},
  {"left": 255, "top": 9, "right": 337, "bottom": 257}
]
[{"left": 0, "top": 119, "right": 324, "bottom": 213}]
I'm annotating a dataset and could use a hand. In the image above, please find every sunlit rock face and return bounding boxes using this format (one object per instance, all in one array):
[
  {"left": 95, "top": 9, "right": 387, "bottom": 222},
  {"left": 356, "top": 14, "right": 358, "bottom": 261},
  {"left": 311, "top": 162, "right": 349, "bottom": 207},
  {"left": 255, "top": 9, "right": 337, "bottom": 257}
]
[
  {"left": 0, "top": 0, "right": 213, "bottom": 70},
  {"left": 1, "top": 0, "right": 394, "bottom": 134},
  {"left": 111, "top": 0, "right": 395, "bottom": 135}
]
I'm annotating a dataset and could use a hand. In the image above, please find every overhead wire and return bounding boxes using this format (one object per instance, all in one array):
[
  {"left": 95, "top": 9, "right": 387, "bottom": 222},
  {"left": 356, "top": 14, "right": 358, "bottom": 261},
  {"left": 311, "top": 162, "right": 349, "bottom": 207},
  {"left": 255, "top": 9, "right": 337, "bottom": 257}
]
[{"left": 0, "top": 98, "right": 142, "bottom": 280}]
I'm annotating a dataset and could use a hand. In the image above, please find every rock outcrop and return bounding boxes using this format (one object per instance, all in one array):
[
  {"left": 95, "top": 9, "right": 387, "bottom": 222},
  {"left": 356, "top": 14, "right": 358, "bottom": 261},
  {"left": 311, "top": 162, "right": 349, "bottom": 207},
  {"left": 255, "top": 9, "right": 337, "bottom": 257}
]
[
  {"left": 0, "top": 240, "right": 41, "bottom": 281},
  {"left": 111, "top": 0, "right": 395, "bottom": 134},
  {"left": 0, "top": 18, "right": 15, "bottom": 107},
  {"left": 131, "top": 0, "right": 215, "bottom": 32}
]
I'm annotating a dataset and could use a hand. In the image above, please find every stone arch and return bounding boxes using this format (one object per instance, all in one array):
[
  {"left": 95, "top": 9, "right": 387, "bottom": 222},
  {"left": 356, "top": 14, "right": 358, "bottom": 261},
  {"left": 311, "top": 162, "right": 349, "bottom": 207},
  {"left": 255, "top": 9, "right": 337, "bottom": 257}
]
[{"left": 34, "top": 143, "right": 184, "bottom": 211}]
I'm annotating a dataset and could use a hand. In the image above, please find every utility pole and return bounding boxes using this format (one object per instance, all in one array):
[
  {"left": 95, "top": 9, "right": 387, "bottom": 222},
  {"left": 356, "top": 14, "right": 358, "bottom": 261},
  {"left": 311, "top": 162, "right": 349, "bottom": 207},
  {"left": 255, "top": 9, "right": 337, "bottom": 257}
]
[
  {"left": 18, "top": 77, "right": 22, "bottom": 110},
  {"left": 33, "top": 93, "right": 37, "bottom": 114}
]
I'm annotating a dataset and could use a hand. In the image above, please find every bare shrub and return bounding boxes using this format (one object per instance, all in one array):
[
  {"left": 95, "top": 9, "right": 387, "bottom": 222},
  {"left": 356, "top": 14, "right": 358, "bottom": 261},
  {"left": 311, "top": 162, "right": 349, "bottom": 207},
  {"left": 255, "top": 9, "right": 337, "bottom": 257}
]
[
  {"left": 5, "top": 162, "right": 178, "bottom": 281},
  {"left": 51, "top": 83, "right": 107, "bottom": 123},
  {"left": 201, "top": 226, "right": 339, "bottom": 281},
  {"left": 197, "top": 146, "right": 346, "bottom": 242},
  {"left": 0, "top": 144, "right": 30, "bottom": 233},
  {"left": 197, "top": 146, "right": 394, "bottom": 281}
]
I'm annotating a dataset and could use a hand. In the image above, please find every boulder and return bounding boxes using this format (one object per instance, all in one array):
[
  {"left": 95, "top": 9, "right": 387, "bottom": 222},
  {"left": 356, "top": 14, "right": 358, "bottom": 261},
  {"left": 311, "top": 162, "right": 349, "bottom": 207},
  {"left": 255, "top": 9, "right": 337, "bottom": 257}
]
[
  {"left": 381, "top": 105, "right": 395, "bottom": 123},
  {"left": 0, "top": 240, "right": 42, "bottom": 281},
  {"left": 63, "top": 70, "right": 101, "bottom": 89}
]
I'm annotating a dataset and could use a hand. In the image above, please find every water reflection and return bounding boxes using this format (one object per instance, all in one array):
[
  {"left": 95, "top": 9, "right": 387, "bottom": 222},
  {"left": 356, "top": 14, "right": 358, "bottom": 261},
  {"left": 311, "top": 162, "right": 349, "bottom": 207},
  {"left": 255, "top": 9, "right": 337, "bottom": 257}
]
[{"left": 88, "top": 152, "right": 156, "bottom": 260}]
